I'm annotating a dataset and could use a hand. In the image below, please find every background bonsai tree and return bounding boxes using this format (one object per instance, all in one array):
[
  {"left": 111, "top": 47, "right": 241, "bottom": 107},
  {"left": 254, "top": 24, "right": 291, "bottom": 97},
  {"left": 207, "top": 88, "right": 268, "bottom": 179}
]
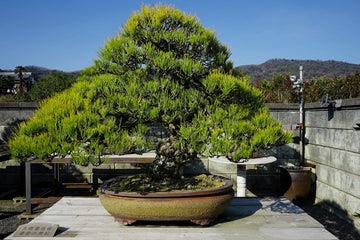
[{"left": 8, "top": 4, "right": 292, "bottom": 189}]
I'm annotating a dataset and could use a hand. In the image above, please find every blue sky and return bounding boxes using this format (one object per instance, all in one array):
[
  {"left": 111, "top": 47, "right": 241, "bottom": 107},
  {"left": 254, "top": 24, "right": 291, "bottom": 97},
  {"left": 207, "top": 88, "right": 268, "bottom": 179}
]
[{"left": 1, "top": 0, "right": 360, "bottom": 72}]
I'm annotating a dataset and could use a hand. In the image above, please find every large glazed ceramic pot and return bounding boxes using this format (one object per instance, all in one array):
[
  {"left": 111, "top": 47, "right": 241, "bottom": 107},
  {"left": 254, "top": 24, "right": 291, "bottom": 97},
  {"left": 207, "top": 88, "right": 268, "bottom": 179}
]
[
  {"left": 280, "top": 166, "right": 312, "bottom": 203},
  {"left": 99, "top": 175, "right": 234, "bottom": 225}
]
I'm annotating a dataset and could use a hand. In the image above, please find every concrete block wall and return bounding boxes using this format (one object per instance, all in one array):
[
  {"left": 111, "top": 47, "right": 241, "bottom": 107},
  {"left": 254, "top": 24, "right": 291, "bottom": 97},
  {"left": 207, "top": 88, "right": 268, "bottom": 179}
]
[
  {"left": 266, "top": 100, "right": 360, "bottom": 229},
  {"left": 303, "top": 99, "right": 360, "bottom": 229},
  {"left": 0, "top": 102, "right": 39, "bottom": 191},
  {"left": 0, "top": 102, "right": 39, "bottom": 149}
]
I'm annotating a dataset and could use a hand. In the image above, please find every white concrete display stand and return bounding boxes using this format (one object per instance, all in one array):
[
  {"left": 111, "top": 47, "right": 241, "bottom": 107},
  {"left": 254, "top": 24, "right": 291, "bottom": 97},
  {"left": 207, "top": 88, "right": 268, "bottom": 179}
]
[{"left": 209, "top": 156, "right": 277, "bottom": 197}]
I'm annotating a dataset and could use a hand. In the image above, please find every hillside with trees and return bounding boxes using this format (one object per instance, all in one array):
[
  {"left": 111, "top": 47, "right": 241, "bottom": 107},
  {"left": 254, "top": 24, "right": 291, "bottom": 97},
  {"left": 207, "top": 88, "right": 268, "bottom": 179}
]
[
  {"left": 0, "top": 66, "right": 78, "bottom": 102},
  {"left": 0, "top": 66, "right": 80, "bottom": 79},
  {"left": 236, "top": 59, "right": 360, "bottom": 81},
  {"left": 2, "top": 60, "right": 359, "bottom": 104}
]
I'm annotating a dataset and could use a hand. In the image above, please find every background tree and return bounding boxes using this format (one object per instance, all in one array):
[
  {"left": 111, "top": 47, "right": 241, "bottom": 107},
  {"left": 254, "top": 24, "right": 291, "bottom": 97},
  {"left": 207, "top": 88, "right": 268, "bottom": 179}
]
[
  {"left": 255, "top": 74, "right": 298, "bottom": 103},
  {"left": 14, "top": 66, "right": 26, "bottom": 92},
  {"left": 29, "top": 72, "right": 76, "bottom": 100},
  {"left": 305, "top": 72, "right": 360, "bottom": 102},
  {"left": 256, "top": 71, "right": 360, "bottom": 103},
  {"left": 0, "top": 75, "right": 15, "bottom": 95}
]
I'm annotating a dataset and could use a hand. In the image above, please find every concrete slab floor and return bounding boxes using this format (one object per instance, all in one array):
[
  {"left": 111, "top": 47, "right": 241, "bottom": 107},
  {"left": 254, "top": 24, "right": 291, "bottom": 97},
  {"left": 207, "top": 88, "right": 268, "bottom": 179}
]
[{"left": 5, "top": 197, "right": 338, "bottom": 240}]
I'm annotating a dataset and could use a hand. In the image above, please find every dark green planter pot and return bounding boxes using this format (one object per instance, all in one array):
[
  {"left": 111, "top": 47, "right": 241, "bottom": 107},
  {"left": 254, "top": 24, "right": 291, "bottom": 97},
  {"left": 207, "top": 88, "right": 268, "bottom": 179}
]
[{"left": 280, "top": 166, "right": 312, "bottom": 203}]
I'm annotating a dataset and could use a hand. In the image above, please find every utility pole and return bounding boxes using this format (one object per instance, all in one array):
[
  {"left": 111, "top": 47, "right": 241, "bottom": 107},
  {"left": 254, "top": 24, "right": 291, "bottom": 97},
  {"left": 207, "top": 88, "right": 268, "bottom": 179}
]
[{"left": 290, "top": 66, "right": 305, "bottom": 165}]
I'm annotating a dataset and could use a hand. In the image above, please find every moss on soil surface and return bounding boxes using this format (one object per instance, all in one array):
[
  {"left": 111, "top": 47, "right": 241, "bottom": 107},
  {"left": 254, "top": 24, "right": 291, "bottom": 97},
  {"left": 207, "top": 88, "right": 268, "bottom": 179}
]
[{"left": 108, "top": 174, "right": 226, "bottom": 193}]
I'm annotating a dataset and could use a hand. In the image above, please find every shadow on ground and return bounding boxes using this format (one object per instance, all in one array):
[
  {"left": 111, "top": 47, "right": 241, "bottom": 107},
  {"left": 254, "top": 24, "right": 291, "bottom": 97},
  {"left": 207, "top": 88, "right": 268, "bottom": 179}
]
[{"left": 302, "top": 200, "right": 360, "bottom": 240}]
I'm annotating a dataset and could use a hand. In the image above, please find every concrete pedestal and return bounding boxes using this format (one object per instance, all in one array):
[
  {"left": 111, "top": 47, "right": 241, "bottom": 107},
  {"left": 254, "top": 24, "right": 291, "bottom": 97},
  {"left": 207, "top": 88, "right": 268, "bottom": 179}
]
[{"left": 209, "top": 156, "right": 277, "bottom": 197}]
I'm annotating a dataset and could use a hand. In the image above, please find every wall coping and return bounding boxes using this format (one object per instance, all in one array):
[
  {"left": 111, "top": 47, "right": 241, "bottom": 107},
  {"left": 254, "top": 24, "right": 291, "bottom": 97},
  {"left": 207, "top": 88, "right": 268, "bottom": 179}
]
[
  {"left": 0, "top": 102, "right": 39, "bottom": 109},
  {"left": 305, "top": 98, "right": 360, "bottom": 110},
  {"left": 266, "top": 98, "right": 360, "bottom": 111},
  {"left": 265, "top": 103, "right": 299, "bottom": 110}
]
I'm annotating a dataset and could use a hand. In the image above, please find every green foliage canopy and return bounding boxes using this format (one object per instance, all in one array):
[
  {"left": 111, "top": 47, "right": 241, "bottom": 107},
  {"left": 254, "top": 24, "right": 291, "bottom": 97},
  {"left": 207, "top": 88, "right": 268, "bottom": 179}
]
[
  {"left": 95, "top": 4, "right": 232, "bottom": 85},
  {"left": 8, "top": 4, "right": 292, "bottom": 179}
]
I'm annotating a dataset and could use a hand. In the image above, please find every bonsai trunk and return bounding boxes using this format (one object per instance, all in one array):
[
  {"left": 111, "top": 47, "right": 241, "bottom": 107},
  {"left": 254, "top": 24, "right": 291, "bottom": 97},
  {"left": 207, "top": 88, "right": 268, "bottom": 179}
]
[{"left": 149, "top": 136, "right": 197, "bottom": 181}]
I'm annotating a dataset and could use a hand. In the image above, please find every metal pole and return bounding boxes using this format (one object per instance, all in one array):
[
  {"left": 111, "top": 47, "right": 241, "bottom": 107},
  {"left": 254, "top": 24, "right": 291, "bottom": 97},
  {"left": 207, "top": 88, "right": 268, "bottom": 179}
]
[
  {"left": 299, "top": 66, "right": 303, "bottom": 124},
  {"left": 299, "top": 66, "right": 305, "bottom": 165},
  {"left": 25, "top": 161, "right": 32, "bottom": 215}
]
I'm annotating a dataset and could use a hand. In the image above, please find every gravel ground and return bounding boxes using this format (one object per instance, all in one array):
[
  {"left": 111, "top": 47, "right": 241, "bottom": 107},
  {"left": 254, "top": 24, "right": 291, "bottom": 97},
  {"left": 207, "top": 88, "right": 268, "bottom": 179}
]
[
  {"left": 0, "top": 201, "right": 30, "bottom": 240},
  {"left": 0, "top": 199, "right": 359, "bottom": 240},
  {"left": 0, "top": 200, "right": 52, "bottom": 239},
  {"left": 0, "top": 214, "right": 30, "bottom": 239}
]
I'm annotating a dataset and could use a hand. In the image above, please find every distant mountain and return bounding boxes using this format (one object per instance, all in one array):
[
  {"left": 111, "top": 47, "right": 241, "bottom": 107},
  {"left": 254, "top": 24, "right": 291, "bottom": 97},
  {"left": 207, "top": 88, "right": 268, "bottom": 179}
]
[
  {"left": 23, "top": 66, "right": 81, "bottom": 79},
  {"left": 3, "top": 60, "right": 359, "bottom": 82},
  {"left": 236, "top": 59, "right": 360, "bottom": 81},
  {"left": 0, "top": 66, "right": 81, "bottom": 80}
]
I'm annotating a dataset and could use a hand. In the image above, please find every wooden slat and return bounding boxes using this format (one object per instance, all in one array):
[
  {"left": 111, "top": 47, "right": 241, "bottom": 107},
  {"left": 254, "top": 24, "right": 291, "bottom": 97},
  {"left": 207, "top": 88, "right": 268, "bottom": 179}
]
[
  {"left": 30, "top": 152, "right": 156, "bottom": 164},
  {"left": 61, "top": 183, "right": 93, "bottom": 189},
  {"left": 31, "top": 197, "right": 61, "bottom": 204}
]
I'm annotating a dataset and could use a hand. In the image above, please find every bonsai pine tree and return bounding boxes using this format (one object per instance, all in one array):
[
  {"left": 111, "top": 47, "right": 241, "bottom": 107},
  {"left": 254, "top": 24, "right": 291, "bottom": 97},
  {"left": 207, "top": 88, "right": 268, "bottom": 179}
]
[{"left": 8, "top": 4, "right": 292, "bottom": 188}]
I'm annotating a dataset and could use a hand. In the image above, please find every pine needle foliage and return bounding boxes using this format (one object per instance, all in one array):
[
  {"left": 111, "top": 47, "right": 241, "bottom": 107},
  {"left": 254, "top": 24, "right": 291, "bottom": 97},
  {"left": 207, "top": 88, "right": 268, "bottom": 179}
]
[{"left": 8, "top": 4, "right": 292, "bottom": 180}]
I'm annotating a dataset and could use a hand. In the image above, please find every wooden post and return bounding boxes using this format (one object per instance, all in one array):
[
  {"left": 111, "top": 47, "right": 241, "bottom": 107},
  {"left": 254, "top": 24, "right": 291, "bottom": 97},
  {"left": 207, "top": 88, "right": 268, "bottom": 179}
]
[{"left": 25, "top": 161, "right": 32, "bottom": 215}]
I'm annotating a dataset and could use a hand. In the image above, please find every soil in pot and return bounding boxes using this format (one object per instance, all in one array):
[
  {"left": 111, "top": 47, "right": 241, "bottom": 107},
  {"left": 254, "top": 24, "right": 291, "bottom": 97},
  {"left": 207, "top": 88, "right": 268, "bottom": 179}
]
[{"left": 106, "top": 174, "right": 227, "bottom": 193}]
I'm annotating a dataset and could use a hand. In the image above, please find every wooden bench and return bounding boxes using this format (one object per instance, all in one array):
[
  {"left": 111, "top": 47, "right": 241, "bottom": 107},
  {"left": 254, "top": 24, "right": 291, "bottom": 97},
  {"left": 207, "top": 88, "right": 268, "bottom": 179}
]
[
  {"left": 25, "top": 152, "right": 156, "bottom": 215},
  {"left": 0, "top": 151, "right": 11, "bottom": 161}
]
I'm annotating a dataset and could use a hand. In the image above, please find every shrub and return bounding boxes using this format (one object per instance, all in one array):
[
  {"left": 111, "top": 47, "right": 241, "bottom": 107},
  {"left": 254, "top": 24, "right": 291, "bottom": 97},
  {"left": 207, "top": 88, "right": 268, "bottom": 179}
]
[
  {"left": 305, "top": 72, "right": 360, "bottom": 102},
  {"left": 255, "top": 74, "right": 298, "bottom": 103},
  {"left": 28, "top": 72, "right": 76, "bottom": 101},
  {"left": 256, "top": 71, "right": 360, "bottom": 103}
]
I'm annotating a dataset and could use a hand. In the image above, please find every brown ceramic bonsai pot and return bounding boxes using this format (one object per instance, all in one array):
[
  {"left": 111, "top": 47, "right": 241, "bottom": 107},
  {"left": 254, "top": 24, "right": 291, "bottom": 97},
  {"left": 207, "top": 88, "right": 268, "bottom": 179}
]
[{"left": 99, "top": 175, "right": 234, "bottom": 226}]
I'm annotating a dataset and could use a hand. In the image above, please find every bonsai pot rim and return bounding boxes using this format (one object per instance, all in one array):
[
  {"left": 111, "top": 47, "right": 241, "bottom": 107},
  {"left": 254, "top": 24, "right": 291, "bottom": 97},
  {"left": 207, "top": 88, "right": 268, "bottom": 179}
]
[
  {"left": 279, "top": 165, "right": 312, "bottom": 171},
  {"left": 100, "top": 174, "right": 233, "bottom": 198}
]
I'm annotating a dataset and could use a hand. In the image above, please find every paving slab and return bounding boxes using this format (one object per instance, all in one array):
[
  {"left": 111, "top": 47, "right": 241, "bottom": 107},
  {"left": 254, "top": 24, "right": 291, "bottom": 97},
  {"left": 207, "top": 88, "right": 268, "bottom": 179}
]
[{"left": 5, "top": 197, "right": 337, "bottom": 240}]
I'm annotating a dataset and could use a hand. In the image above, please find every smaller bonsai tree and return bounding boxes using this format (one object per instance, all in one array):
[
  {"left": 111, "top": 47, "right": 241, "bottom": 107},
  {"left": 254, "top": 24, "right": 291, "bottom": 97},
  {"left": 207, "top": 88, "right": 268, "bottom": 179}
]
[{"left": 8, "top": 4, "right": 292, "bottom": 191}]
